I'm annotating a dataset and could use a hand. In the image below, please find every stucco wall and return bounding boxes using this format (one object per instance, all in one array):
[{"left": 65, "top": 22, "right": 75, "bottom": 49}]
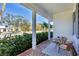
[{"left": 53, "top": 10, "right": 73, "bottom": 40}]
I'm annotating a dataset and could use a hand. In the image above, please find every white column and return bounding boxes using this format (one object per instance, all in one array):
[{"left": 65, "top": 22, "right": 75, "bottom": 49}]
[
  {"left": 48, "top": 20, "right": 51, "bottom": 40},
  {"left": 32, "top": 10, "right": 36, "bottom": 49}
]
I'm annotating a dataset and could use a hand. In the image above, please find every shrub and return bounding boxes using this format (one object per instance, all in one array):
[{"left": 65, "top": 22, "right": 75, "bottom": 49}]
[
  {"left": 0, "top": 32, "right": 52, "bottom": 56},
  {"left": 36, "top": 32, "right": 48, "bottom": 45}
]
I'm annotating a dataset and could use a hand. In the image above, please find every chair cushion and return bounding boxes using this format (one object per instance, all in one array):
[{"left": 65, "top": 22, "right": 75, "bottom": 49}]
[{"left": 59, "top": 44, "right": 67, "bottom": 49}]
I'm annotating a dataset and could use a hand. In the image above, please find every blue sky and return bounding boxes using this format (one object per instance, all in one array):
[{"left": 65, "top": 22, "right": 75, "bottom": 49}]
[
  {"left": 0, "top": 4, "right": 2, "bottom": 10},
  {"left": 2, "top": 3, "right": 48, "bottom": 24}
]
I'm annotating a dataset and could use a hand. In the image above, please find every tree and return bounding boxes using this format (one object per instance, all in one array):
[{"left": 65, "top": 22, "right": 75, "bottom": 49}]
[
  {"left": 2, "top": 13, "right": 14, "bottom": 25},
  {"left": 3, "top": 13, "right": 24, "bottom": 32},
  {"left": 36, "top": 24, "right": 42, "bottom": 31},
  {"left": 13, "top": 16, "right": 23, "bottom": 31},
  {"left": 43, "top": 22, "right": 48, "bottom": 31},
  {"left": 1, "top": 13, "right": 31, "bottom": 32},
  {"left": 40, "top": 22, "right": 48, "bottom": 32},
  {"left": 40, "top": 23, "right": 44, "bottom": 32},
  {"left": 20, "top": 20, "right": 30, "bottom": 32}
]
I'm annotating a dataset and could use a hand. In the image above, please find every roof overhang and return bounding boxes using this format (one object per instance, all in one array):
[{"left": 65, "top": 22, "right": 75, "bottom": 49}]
[
  {"left": 21, "top": 3, "right": 52, "bottom": 21},
  {"left": 21, "top": 3, "right": 76, "bottom": 21}
]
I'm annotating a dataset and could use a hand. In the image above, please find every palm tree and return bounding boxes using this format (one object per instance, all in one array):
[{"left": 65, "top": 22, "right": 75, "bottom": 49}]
[
  {"left": 41, "top": 22, "right": 48, "bottom": 32},
  {"left": 43, "top": 22, "right": 48, "bottom": 31}
]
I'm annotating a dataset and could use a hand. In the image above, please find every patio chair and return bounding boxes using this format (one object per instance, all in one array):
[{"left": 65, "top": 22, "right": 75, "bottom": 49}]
[
  {"left": 53, "top": 36, "right": 74, "bottom": 55},
  {"left": 57, "top": 35, "right": 78, "bottom": 56},
  {"left": 57, "top": 37, "right": 68, "bottom": 53}
]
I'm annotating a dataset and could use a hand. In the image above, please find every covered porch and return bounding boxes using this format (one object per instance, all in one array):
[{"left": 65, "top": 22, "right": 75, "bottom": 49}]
[{"left": 18, "top": 3, "right": 79, "bottom": 56}]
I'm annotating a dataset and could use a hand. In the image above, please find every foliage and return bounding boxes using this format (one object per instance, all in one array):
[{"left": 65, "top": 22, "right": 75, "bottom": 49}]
[
  {"left": 36, "top": 24, "right": 42, "bottom": 31},
  {"left": 0, "top": 32, "right": 50, "bottom": 56},
  {"left": 2, "top": 13, "right": 31, "bottom": 32},
  {"left": 43, "top": 22, "right": 48, "bottom": 29},
  {"left": 40, "top": 22, "right": 48, "bottom": 32},
  {"left": 20, "top": 20, "right": 30, "bottom": 32},
  {"left": 36, "top": 32, "right": 48, "bottom": 45}
]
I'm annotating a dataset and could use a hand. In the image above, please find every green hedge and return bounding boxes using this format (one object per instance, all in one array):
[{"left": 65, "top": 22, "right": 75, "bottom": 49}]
[
  {"left": 36, "top": 32, "right": 48, "bottom": 45},
  {"left": 0, "top": 32, "right": 51, "bottom": 56}
]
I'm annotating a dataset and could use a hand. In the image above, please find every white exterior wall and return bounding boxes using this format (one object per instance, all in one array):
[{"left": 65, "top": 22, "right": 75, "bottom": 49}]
[{"left": 53, "top": 10, "right": 73, "bottom": 40}]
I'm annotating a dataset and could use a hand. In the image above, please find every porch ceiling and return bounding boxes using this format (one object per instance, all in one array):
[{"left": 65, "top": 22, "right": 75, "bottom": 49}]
[
  {"left": 34, "top": 3, "right": 75, "bottom": 14},
  {"left": 22, "top": 3, "right": 75, "bottom": 20}
]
